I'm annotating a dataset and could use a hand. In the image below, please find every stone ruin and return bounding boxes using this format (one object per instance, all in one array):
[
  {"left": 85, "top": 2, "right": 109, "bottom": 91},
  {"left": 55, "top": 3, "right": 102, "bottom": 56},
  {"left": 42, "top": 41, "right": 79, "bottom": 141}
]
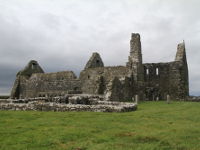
[
  {"left": 0, "top": 95, "right": 137, "bottom": 112},
  {"left": 0, "top": 33, "right": 190, "bottom": 112}
]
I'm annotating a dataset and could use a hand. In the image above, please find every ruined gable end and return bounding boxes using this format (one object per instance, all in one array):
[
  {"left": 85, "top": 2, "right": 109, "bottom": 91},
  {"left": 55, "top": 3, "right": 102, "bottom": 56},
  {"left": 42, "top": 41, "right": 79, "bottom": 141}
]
[
  {"left": 84, "top": 52, "right": 104, "bottom": 69},
  {"left": 171, "top": 41, "right": 189, "bottom": 99},
  {"left": 10, "top": 60, "right": 44, "bottom": 99},
  {"left": 17, "top": 60, "right": 44, "bottom": 77}
]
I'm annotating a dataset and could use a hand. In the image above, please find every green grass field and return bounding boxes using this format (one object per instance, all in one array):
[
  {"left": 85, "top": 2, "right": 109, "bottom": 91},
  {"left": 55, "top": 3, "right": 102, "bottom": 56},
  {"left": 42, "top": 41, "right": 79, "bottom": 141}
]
[{"left": 0, "top": 101, "right": 200, "bottom": 150}]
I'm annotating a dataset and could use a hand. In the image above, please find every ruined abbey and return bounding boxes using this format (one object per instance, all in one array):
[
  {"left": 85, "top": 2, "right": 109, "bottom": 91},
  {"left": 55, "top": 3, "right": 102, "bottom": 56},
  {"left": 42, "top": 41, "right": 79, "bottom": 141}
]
[{"left": 10, "top": 33, "right": 189, "bottom": 101}]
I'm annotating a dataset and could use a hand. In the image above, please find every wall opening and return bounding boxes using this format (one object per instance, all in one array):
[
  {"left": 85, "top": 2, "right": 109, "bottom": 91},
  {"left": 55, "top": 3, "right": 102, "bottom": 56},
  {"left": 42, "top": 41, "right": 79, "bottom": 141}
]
[
  {"left": 31, "top": 63, "right": 37, "bottom": 69},
  {"left": 96, "top": 60, "right": 100, "bottom": 64},
  {"left": 74, "top": 87, "right": 78, "bottom": 91},
  {"left": 156, "top": 68, "right": 159, "bottom": 75},
  {"left": 88, "top": 75, "right": 90, "bottom": 79},
  {"left": 98, "top": 76, "right": 105, "bottom": 94},
  {"left": 146, "top": 68, "right": 149, "bottom": 75}
]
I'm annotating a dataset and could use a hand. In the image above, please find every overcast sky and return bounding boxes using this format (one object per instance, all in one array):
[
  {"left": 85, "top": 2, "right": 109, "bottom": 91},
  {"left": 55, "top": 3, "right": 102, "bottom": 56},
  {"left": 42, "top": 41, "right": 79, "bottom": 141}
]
[{"left": 0, "top": 0, "right": 199, "bottom": 96}]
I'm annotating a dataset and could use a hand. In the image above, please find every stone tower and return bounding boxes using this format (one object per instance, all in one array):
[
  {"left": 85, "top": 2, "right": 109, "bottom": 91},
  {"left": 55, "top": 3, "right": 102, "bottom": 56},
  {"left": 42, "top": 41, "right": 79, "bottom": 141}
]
[
  {"left": 127, "top": 33, "right": 144, "bottom": 82},
  {"left": 175, "top": 41, "right": 187, "bottom": 62},
  {"left": 126, "top": 33, "right": 144, "bottom": 99},
  {"left": 174, "top": 41, "right": 189, "bottom": 98}
]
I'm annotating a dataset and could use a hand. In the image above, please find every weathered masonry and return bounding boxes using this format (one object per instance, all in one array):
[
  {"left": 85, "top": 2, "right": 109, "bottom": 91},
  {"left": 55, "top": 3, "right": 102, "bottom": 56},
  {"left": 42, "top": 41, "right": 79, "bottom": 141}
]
[{"left": 10, "top": 33, "right": 189, "bottom": 101}]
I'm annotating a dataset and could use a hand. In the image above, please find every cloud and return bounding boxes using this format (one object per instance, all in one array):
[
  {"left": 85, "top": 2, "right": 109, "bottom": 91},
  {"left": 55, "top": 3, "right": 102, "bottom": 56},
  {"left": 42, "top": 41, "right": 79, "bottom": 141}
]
[{"left": 0, "top": 0, "right": 199, "bottom": 95}]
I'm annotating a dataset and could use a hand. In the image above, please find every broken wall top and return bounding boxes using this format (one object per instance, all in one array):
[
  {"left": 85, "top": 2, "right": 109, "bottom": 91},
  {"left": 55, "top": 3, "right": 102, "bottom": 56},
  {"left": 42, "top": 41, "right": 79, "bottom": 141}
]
[
  {"left": 29, "top": 71, "right": 77, "bottom": 81},
  {"left": 17, "top": 60, "right": 44, "bottom": 77},
  {"left": 175, "top": 42, "right": 187, "bottom": 63},
  {"left": 84, "top": 52, "right": 104, "bottom": 69}
]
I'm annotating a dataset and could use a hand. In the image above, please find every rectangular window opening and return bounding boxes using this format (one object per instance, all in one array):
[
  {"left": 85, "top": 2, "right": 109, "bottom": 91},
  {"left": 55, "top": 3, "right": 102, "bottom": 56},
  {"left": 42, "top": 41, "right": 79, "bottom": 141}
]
[
  {"left": 156, "top": 68, "right": 159, "bottom": 75},
  {"left": 146, "top": 68, "right": 149, "bottom": 75},
  {"left": 31, "top": 63, "right": 37, "bottom": 69}
]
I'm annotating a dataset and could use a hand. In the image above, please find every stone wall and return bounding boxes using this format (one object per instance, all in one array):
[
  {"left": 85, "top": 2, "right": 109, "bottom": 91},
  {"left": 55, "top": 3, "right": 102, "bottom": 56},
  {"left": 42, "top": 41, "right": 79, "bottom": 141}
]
[
  {"left": 24, "top": 71, "right": 81, "bottom": 98},
  {"left": 143, "top": 61, "right": 189, "bottom": 100},
  {"left": 186, "top": 96, "right": 200, "bottom": 102},
  {"left": 143, "top": 62, "right": 170, "bottom": 100},
  {"left": 170, "top": 42, "right": 189, "bottom": 100},
  {"left": 104, "top": 77, "right": 133, "bottom": 101},
  {"left": 142, "top": 41, "right": 189, "bottom": 100},
  {"left": 79, "top": 66, "right": 129, "bottom": 95},
  {"left": 0, "top": 95, "right": 137, "bottom": 112},
  {"left": 0, "top": 102, "right": 137, "bottom": 112},
  {"left": 169, "top": 61, "right": 189, "bottom": 100},
  {"left": 11, "top": 66, "right": 82, "bottom": 99}
]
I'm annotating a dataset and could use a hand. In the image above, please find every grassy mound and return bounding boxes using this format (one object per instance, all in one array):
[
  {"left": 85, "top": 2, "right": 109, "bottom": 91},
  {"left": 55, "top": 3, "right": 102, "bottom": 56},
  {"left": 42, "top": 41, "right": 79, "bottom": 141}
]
[{"left": 0, "top": 101, "right": 200, "bottom": 150}]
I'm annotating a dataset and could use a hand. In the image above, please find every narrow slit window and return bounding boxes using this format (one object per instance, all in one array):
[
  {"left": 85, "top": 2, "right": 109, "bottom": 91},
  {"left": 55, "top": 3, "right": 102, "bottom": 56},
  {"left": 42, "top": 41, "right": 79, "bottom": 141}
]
[
  {"left": 156, "top": 68, "right": 159, "bottom": 75},
  {"left": 146, "top": 69, "right": 149, "bottom": 75}
]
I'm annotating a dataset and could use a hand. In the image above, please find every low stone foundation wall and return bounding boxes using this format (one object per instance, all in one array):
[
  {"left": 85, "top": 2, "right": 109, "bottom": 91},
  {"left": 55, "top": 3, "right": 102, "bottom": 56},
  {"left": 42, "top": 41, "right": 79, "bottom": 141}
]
[
  {"left": 0, "top": 102, "right": 137, "bottom": 112},
  {"left": 0, "top": 95, "right": 137, "bottom": 112},
  {"left": 186, "top": 96, "right": 200, "bottom": 102}
]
